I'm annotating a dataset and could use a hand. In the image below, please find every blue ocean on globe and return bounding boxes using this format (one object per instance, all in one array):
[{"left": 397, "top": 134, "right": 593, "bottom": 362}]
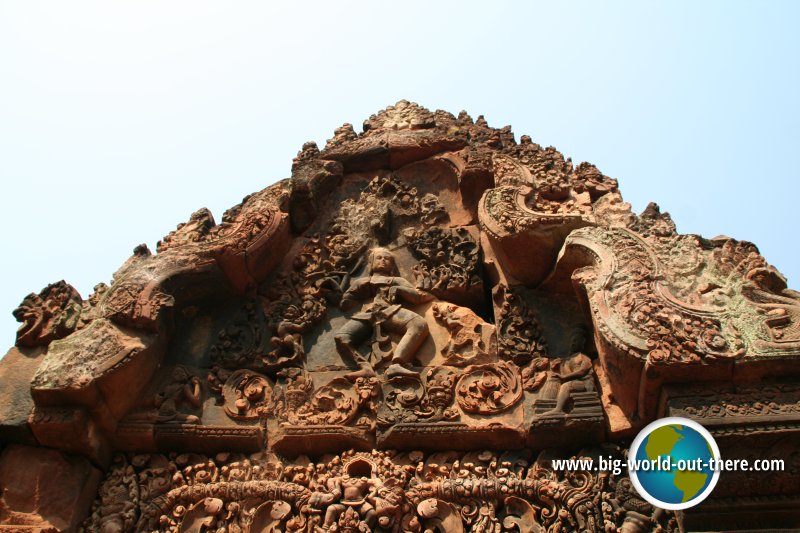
[{"left": 634, "top": 424, "right": 715, "bottom": 504}]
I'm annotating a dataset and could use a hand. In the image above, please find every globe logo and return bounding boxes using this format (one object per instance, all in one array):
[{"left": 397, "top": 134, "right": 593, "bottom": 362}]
[{"left": 629, "top": 417, "right": 721, "bottom": 510}]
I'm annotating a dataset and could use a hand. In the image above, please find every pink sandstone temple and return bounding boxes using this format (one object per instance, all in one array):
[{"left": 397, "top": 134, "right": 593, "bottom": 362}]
[{"left": 1, "top": 102, "right": 798, "bottom": 532}]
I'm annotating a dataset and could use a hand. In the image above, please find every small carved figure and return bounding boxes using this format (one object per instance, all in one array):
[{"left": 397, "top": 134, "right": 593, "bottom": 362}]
[
  {"left": 335, "top": 247, "right": 433, "bottom": 380},
  {"left": 308, "top": 461, "right": 379, "bottom": 531},
  {"left": 432, "top": 302, "right": 489, "bottom": 366},
  {"left": 541, "top": 326, "right": 594, "bottom": 417},
  {"left": 154, "top": 366, "right": 203, "bottom": 424},
  {"left": 206, "top": 366, "right": 231, "bottom": 404}
]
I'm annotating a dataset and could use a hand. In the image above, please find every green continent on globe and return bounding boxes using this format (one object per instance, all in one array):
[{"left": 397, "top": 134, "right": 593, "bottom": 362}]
[
  {"left": 674, "top": 470, "right": 708, "bottom": 502},
  {"left": 644, "top": 424, "right": 683, "bottom": 461}
]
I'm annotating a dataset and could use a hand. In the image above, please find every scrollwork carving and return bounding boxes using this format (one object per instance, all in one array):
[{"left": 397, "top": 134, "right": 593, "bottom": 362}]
[
  {"left": 494, "top": 286, "right": 547, "bottom": 367},
  {"left": 85, "top": 447, "right": 677, "bottom": 533},
  {"left": 456, "top": 361, "right": 522, "bottom": 415},
  {"left": 221, "top": 370, "right": 272, "bottom": 420},
  {"left": 274, "top": 370, "right": 379, "bottom": 428},
  {"left": 379, "top": 367, "right": 459, "bottom": 426}
]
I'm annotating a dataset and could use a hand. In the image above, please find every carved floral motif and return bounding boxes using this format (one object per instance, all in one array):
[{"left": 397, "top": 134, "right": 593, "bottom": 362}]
[
  {"left": 221, "top": 370, "right": 273, "bottom": 420},
  {"left": 671, "top": 383, "right": 800, "bottom": 419},
  {"left": 456, "top": 361, "right": 522, "bottom": 415},
  {"left": 494, "top": 286, "right": 547, "bottom": 367},
  {"left": 273, "top": 369, "right": 379, "bottom": 428}
]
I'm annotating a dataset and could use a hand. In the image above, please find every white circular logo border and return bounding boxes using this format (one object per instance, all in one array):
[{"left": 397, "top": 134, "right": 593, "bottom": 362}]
[{"left": 628, "top": 416, "right": 721, "bottom": 511}]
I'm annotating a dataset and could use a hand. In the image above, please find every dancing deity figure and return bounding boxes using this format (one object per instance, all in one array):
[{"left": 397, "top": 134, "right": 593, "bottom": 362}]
[{"left": 335, "top": 247, "right": 433, "bottom": 380}]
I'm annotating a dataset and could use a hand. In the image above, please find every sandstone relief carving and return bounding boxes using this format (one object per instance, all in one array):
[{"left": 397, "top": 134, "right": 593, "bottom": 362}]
[
  {"left": 1, "top": 101, "right": 799, "bottom": 532},
  {"left": 335, "top": 247, "right": 434, "bottom": 381},
  {"left": 82, "top": 448, "right": 679, "bottom": 533}
]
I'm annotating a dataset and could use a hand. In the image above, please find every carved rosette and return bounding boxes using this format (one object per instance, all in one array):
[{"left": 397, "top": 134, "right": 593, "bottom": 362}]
[
  {"left": 456, "top": 361, "right": 522, "bottom": 415},
  {"left": 222, "top": 370, "right": 272, "bottom": 420}
]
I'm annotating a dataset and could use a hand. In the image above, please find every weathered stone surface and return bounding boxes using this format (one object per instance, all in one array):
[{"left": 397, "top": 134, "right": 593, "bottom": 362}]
[
  {"left": 0, "top": 347, "right": 44, "bottom": 444},
  {"left": 0, "top": 445, "right": 101, "bottom": 531},
  {"left": 1, "top": 101, "right": 799, "bottom": 531}
]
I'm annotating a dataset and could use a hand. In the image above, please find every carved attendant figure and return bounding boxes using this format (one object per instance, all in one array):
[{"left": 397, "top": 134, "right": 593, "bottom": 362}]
[
  {"left": 155, "top": 366, "right": 203, "bottom": 424},
  {"left": 542, "top": 325, "right": 595, "bottom": 416},
  {"left": 309, "top": 472, "right": 379, "bottom": 530},
  {"left": 335, "top": 247, "right": 433, "bottom": 380}
]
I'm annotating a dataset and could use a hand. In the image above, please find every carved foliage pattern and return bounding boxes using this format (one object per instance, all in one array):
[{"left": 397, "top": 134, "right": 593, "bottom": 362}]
[
  {"left": 671, "top": 383, "right": 800, "bottom": 419},
  {"left": 494, "top": 286, "right": 547, "bottom": 367},
  {"left": 272, "top": 369, "right": 380, "bottom": 428},
  {"left": 573, "top": 227, "right": 744, "bottom": 364},
  {"left": 456, "top": 361, "right": 522, "bottom": 415},
  {"left": 571, "top": 218, "right": 800, "bottom": 364},
  {"left": 406, "top": 227, "right": 481, "bottom": 299}
]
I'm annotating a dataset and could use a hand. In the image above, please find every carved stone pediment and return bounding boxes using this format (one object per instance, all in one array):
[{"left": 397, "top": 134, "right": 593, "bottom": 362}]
[{"left": 1, "top": 101, "right": 799, "bottom": 532}]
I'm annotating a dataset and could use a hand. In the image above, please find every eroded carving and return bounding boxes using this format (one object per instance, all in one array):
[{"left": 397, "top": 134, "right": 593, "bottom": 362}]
[
  {"left": 378, "top": 367, "right": 459, "bottom": 426},
  {"left": 431, "top": 302, "right": 493, "bottom": 367},
  {"left": 13, "top": 280, "right": 82, "bottom": 347},
  {"left": 154, "top": 366, "right": 204, "bottom": 425}
]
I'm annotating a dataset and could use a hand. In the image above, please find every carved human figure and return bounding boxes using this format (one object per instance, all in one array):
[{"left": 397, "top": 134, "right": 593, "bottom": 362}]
[
  {"left": 542, "top": 326, "right": 594, "bottom": 416},
  {"left": 155, "top": 366, "right": 203, "bottom": 424},
  {"left": 335, "top": 247, "right": 433, "bottom": 380},
  {"left": 308, "top": 471, "right": 379, "bottom": 530}
]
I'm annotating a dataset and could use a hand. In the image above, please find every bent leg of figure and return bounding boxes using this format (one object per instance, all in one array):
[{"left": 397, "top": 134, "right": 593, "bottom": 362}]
[
  {"left": 549, "top": 380, "right": 588, "bottom": 415},
  {"left": 392, "top": 314, "right": 429, "bottom": 365},
  {"left": 553, "top": 382, "right": 571, "bottom": 413},
  {"left": 385, "top": 312, "right": 429, "bottom": 378},
  {"left": 334, "top": 319, "right": 375, "bottom": 379},
  {"left": 323, "top": 503, "right": 346, "bottom": 528},
  {"left": 361, "top": 502, "right": 377, "bottom": 528}
]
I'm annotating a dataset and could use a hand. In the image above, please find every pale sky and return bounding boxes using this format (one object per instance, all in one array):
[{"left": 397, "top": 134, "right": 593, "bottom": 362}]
[{"left": 1, "top": 1, "right": 798, "bottom": 350}]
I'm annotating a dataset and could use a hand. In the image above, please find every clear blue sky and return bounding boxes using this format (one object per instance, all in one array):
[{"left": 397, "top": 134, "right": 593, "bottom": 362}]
[{"left": 1, "top": 1, "right": 798, "bottom": 350}]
